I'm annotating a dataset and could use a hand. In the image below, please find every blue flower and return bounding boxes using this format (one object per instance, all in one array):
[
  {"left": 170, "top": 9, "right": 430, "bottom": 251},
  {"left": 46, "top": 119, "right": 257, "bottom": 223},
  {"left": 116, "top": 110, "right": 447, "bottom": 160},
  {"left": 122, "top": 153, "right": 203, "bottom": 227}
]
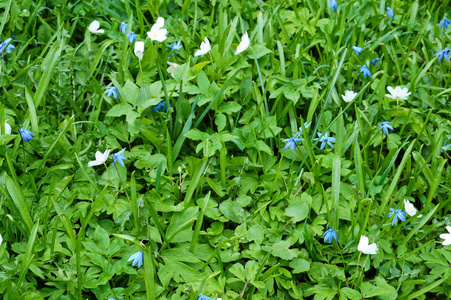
[
  {"left": 323, "top": 228, "right": 337, "bottom": 244},
  {"left": 434, "top": 47, "right": 450, "bottom": 63},
  {"left": 112, "top": 148, "right": 127, "bottom": 167},
  {"left": 108, "top": 298, "right": 116, "bottom": 300},
  {"left": 127, "top": 251, "right": 143, "bottom": 268},
  {"left": 439, "top": 17, "right": 451, "bottom": 30},
  {"left": 19, "top": 128, "right": 33, "bottom": 142},
  {"left": 120, "top": 22, "right": 127, "bottom": 34},
  {"left": 386, "top": 7, "right": 394, "bottom": 20},
  {"left": 442, "top": 141, "right": 451, "bottom": 153},
  {"left": 388, "top": 208, "right": 406, "bottom": 226},
  {"left": 153, "top": 100, "right": 171, "bottom": 112},
  {"left": 126, "top": 31, "right": 138, "bottom": 44},
  {"left": 359, "top": 65, "right": 371, "bottom": 78},
  {"left": 329, "top": 0, "right": 337, "bottom": 9},
  {"left": 171, "top": 40, "right": 183, "bottom": 51},
  {"left": 105, "top": 86, "right": 118, "bottom": 99},
  {"left": 198, "top": 295, "right": 215, "bottom": 300},
  {"left": 282, "top": 137, "right": 303, "bottom": 153},
  {"left": 295, "top": 121, "right": 312, "bottom": 138},
  {"left": 315, "top": 132, "right": 336, "bottom": 150},
  {"left": 0, "top": 38, "right": 15, "bottom": 54},
  {"left": 352, "top": 46, "right": 363, "bottom": 56},
  {"left": 370, "top": 57, "right": 380, "bottom": 66},
  {"left": 377, "top": 121, "right": 394, "bottom": 136}
]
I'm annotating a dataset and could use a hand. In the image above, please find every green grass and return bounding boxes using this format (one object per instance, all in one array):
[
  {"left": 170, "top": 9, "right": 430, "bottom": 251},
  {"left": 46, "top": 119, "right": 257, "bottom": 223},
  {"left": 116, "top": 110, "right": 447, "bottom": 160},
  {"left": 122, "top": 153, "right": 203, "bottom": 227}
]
[{"left": 1, "top": 0, "right": 451, "bottom": 299}]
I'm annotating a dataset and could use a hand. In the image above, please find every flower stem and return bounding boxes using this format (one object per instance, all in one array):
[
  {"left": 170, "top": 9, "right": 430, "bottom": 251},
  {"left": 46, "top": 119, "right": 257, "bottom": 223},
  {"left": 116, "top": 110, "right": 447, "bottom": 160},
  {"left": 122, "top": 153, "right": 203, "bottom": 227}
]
[
  {"left": 22, "top": 138, "right": 25, "bottom": 166},
  {"left": 114, "top": 163, "right": 131, "bottom": 202},
  {"left": 138, "top": 60, "right": 143, "bottom": 85},
  {"left": 352, "top": 252, "right": 362, "bottom": 288},
  {"left": 104, "top": 163, "right": 112, "bottom": 193}
]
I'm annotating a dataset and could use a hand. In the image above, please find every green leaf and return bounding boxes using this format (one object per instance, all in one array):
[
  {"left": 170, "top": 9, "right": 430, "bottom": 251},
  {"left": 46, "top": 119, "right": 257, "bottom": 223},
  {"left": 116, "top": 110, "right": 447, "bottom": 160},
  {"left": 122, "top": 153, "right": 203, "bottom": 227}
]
[{"left": 285, "top": 201, "right": 310, "bottom": 223}]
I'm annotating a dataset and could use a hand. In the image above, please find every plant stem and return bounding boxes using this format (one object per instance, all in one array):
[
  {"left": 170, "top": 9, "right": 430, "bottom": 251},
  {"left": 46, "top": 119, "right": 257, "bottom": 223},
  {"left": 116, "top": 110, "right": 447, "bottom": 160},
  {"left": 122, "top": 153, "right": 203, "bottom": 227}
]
[
  {"left": 114, "top": 163, "right": 131, "bottom": 201},
  {"left": 352, "top": 252, "right": 362, "bottom": 288}
]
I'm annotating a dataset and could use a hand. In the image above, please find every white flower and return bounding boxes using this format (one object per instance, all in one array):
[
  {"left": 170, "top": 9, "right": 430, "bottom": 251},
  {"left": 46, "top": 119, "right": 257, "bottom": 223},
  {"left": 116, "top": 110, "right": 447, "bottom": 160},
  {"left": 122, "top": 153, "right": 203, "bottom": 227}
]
[
  {"left": 88, "top": 149, "right": 110, "bottom": 167},
  {"left": 0, "top": 233, "right": 2, "bottom": 246},
  {"left": 2, "top": 122, "right": 11, "bottom": 135},
  {"left": 235, "top": 32, "right": 250, "bottom": 55},
  {"left": 385, "top": 86, "right": 411, "bottom": 100},
  {"left": 147, "top": 17, "right": 167, "bottom": 42},
  {"left": 88, "top": 20, "right": 104, "bottom": 34},
  {"left": 341, "top": 90, "right": 357, "bottom": 103},
  {"left": 403, "top": 199, "right": 417, "bottom": 217},
  {"left": 194, "top": 37, "right": 211, "bottom": 57},
  {"left": 357, "top": 235, "right": 378, "bottom": 254},
  {"left": 134, "top": 41, "right": 144, "bottom": 60},
  {"left": 440, "top": 226, "right": 451, "bottom": 246},
  {"left": 167, "top": 61, "right": 180, "bottom": 78}
]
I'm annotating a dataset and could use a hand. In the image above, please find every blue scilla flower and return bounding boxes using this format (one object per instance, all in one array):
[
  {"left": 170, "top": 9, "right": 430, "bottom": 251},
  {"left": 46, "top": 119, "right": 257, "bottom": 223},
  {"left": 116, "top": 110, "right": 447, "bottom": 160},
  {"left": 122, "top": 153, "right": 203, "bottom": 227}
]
[
  {"left": 294, "top": 121, "right": 312, "bottom": 138},
  {"left": 153, "top": 100, "right": 171, "bottom": 112},
  {"left": 127, "top": 251, "right": 143, "bottom": 268},
  {"left": 370, "top": 57, "right": 380, "bottom": 66},
  {"left": 378, "top": 121, "right": 394, "bottom": 136},
  {"left": 434, "top": 47, "right": 450, "bottom": 63},
  {"left": 19, "top": 128, "right": 33, "bottom": 142},
  {"left": 105, "top": 86, "right": 118, "bottom": 99},
  {"left": 282, "top": 137, "right": 303, "bottom": 153},
  {"left": 315, "top": 132, "right": 336, "bottom": 150},
  {"left": 352, "top": 46, "right": 363, "bottom": 56},
  {"left": 439, "top": 17, "right": 451, "bottom": 30},
  {"left": 112, "top": 148, "right": 127, "bottom": 167},
  {"left": 386, "top": 7, "right": 394, "bottom": 21},
  {"left": 329, "top": 0, "right": 337, "bottom": 9},
  {"left": 126, "top": 31, "right": 138, "bottom": 44},
  {"left": 120, "top": 22, "right": 127, "bottom": 34},
  {"left": 323, "top": 228, "right": 337, "bottom": 244},
  {"left": 108, "top": 298, "right": 116, "bottom": 300},
  {"left": 171, "top": 40, "right": 183, "bottom": 51},
  {"left": 0, "top": 38, "right": 15, "bottom": 54},
  {"left": 198, "top": 295, "right": 215, "bottom": 300},
  {"left": 359, "top": 65, "right": 371, "bottom": 78},
  {"left": 388, "top": 208, "right": 406, "bottom": 226},
  {"left": 442, "top": 141, "right": 451, "bottom": 153}
]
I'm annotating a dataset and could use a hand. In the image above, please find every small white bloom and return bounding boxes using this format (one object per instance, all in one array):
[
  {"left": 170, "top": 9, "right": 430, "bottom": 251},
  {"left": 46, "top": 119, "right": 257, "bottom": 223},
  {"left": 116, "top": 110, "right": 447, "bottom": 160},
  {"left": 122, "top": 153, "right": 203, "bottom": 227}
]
[
  {"left": 2, "top": 122, "right": 11, "bottom": 135},
  {"left": 167, "top": 61, "right": 180, "bottom": 78},
  {"left": 235, "top": 32, "right": 250, "bottom": 55},
  {"left": 134, "top": 41, "right": 145, "bottom": 60},
  {"left": 88, "top": 149, "right": 110, "bottom": 167},
  {"left": 194, "top": 37, "right": 211, "bottom": 57},
  {"left": 147, "top": 17, "right": 167, "bottom": 42},
  {"left": 403, "top": 199, "right": 418, "bottom": 217},
  {"left": 341, "top": 90, "right": 358, "bottom": 103},
  {"left": 0, "top": 233, "right": 2, "bottom": 246},
  {"left": 385, "top": 86, "right": 411, "bottom": 100},
  {"left": 88, "top": 20, "right": 105, "bottom": 34},
  {"left": 440, "top": 226, "right": 451, "bottom": 246},
  {"left": 357, "top": 235, "right": 378, "bottom": 254}
]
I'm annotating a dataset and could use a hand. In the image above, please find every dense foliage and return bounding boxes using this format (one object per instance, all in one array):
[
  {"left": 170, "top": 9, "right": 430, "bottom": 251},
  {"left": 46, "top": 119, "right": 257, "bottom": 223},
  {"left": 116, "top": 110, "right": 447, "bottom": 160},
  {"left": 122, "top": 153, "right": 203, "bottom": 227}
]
[{"left": 1, "top": 0, "right": 451, "bottom": 299}]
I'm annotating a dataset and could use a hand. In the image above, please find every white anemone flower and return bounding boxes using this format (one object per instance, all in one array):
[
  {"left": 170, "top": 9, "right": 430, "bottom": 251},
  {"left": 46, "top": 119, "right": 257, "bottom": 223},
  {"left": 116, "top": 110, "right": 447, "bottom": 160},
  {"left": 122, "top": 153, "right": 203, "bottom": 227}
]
[
  {"left": 341, "top": 90, "right": 358, "bottom": 103},
  {"left": 88, "top": 149, "right": 110, "bottom": 167},
  {"left": 357, "top": 235, "right": 378, "bottom": 254},
  {"left": 440, "top": 226, "right": 451, "bottom": 246},
  {"left": 134, "top": 41, "right": 145, "bottom": 60},
  {"left": 88, "top": 20, "right": 105, "bottom": 34},
  {"left": 167, "top": 62, "right": 180, "bottom": 78},
  {"left": 235, "top": 32, "right": 250, "bottom": 55},
  {"left": 147, "top": 17, "right": 167, "bottom": 42},
  {"left": 385, "top": 86, "right": 411, "bottom": 100},
  {"left": 404, "top": 199, "right": 420, "bottom": 217},
  {"left": 2, "top": 122, "right": 11, "bottom": 135},
  {"left": 194, "top": 37, "right": 211, "bottom": 57}
]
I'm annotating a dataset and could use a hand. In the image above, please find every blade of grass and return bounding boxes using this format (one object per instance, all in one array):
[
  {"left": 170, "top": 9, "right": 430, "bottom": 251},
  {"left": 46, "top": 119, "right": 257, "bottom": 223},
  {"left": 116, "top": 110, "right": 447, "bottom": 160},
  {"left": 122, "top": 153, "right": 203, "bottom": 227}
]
[{"left": 190, "top": 192, "right": 210, "bottom": 252}]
